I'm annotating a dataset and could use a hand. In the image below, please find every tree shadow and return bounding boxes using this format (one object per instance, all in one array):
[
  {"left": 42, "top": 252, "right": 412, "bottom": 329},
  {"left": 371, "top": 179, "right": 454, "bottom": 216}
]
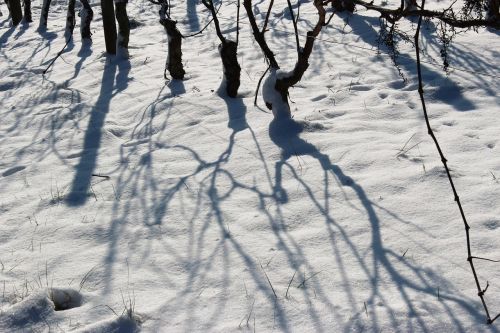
[
  {"left": 66, "top": 56, "right": 131, "bottom": 206},
  {"left": 268, "top": 117, "right": 492, "bottom": 332},
  {"left": 186, "top": 0, "right": 200, "bottom": 32},
  {"left": 0, "top": 25, "right": 16, "bottom": 46},
  {"left": 342, "top": 12, "right": 477, "bottom": 111}
]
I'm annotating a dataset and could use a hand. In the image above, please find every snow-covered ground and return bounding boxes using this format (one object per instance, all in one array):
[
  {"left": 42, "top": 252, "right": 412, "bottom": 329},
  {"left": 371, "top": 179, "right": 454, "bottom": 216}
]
[{"left": 0, "top": 0, "right": 499, "bottom": 331}]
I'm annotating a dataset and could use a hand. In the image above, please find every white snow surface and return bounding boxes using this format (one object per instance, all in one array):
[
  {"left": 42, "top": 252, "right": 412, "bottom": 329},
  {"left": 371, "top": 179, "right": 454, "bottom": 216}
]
[{"left": 0, "top": 0, "right": 499, "bottom": 332}]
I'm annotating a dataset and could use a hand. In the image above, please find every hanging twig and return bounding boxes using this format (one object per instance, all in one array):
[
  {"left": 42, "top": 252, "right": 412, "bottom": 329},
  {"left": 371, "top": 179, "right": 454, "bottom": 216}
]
[
  {"left": 236, "top": 0, "right": 241, "bottom": 45},
  {"left": 184, "top": 1, "right": 223, "bottom": 38},
  {"left": 286, "top": 0, "right": 301, "bottom": 54},
  {"left": 262, "top": 0, "right": 274, "bottom": 33},
  {"left": 254, "top": 65, "right": 270, "bottom": 106},
  {"left": 244, "top": 0, "right": 279, "bottom": 68}
]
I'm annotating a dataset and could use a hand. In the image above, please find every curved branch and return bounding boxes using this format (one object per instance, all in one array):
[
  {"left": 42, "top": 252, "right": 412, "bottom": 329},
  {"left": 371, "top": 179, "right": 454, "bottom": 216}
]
[
  {"left": 243, "top": 0, "right": 280, "bottom": 68},
  {"left": 352, "top": 0, "right": 500, "bottom": 29}
]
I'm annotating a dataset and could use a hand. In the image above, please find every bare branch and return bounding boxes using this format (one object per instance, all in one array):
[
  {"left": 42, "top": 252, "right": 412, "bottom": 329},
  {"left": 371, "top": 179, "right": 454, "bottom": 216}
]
[
  {"left": 262, "top": 0, "right": 275, "bottom": 33},
  {"left": 352, "top": 0, "right": 500, "bottom": 29},
  {"left": 243, "top": 0, "right": 280, "bottom": 68},
  {"left": 414, "top": 0, "right": 497, "bottom": 324},
  {"left": 287, "top": 0, "right": 301, "bottom": 54}
]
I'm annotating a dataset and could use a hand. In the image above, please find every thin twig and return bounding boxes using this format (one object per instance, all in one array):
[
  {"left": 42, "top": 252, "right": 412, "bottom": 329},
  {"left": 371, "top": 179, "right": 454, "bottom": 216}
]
[
  {"left": 285, "top": 270, "right": 296, "bottom": 298},
  {"left": 262, "top": 0, "right": 274, "bottom": 33},
  {"left": 43, "top": 36, "right": 73, "bottom": 75},
  {"left": 287, "top": 0, "right": 301, "bottom": 54},
  {"left": 260, "top": 263, "right": 277, "bottom": 298},
  {"left": 254, "top": 65, "right": 270, "bottom": 106}
]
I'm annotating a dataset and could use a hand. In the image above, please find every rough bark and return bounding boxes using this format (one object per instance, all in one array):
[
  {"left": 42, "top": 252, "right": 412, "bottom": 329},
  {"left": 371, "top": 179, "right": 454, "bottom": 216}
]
[
  {"left": 487, "top": 0, "right": 499, "bottom": 20},
  {"left": 115, "top": 2, "right": 130, "bottom": 51},
  {"left": 202, "top": 0, "right": 241, "bottom": 97},
  {"left": 101, "top": 0, "right": 117, "bottom": 54},
  {"left": 243, "top": 0, "right": 279, "bottom": 69},
  {"left": 23, "top": 0, "right": 32, "bottom": 22},
  {"left": 219, "top": 40, "right": 241, "bottom": 97},
  {"left": 65, "top": 0, "right": 76, "bottom": 41},
  {"left": 351, "top": 0, "right": 500, "bottom": 29},
  {"left": 39, "top": 0, "right": 52, "bottom": 29},
  {"left": 8, "top": 0, "right": 23, "bottom": 26},
  {"left": 158, "top": 1, "right": 185, "bottom": 79},
  {"left": 274, "top": 0, "right": 325, "bottom": 114},
  {"left": 161, "top": 18, "right": 185, "bottom": 79},
  {"left": 80, "top": 0, "right": 93, "bottom": 41}
]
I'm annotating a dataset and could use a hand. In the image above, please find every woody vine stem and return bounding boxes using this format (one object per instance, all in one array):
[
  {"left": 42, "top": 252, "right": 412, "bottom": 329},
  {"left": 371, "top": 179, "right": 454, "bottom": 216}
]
[{"left": 414, "top": 0, "right": 499, "bottom": 324}]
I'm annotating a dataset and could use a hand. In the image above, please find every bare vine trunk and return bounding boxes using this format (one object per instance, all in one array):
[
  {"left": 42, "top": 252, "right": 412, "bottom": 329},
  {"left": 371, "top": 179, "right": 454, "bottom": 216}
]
[
  {"left": 65, "top": 0, "right": 76, "bottom": 41},
  {"left": 39, "top": 0, "right": 52, "bottom": 29},
  {"left": 273, "top": 0, "right": 325, "bottom": 117},
  {"left": 8, "top": 0, "right": 23, "bottom": 25},
  {"left": 201, "top": 0, "right": 241, "bottom": 97},
  {"left": 115, "top": 2, "right": 130, "bottom": 55},
  {"left": 487, "top": 0, "right": 499, "bottom": 20},
  {"left": 161, "top": 19, "right": 185, "bottom": 79},
  {"left": 23, "top": 0, "right": 32, "bottom": 22},
  {"left": 101, "top": 0, "right": 117, "bottom": 54},
  {"left": 159, "top": 2, "right": 185, "bottom": 80},
  {"left": 80, "top": 0, "right": 93, "bottom": 41},
  {"left": 219, "top": 40, "right": 241, "bottom": 97}
]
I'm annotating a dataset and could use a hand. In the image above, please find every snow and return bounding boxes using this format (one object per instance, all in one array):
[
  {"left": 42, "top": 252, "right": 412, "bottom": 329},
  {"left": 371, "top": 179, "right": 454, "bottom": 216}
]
[
  {"left": 1, "top": 0, "right": 500, "bottom": 332},
  {"left": 262, "top": 68, "right": 299, "bottom": 118}
]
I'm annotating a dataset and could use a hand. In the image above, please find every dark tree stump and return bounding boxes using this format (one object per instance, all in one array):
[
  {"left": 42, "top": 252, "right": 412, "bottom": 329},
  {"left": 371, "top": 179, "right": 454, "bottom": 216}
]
[
  {"left": 219, "top": 40, "right": 241, "bottom": 97},
  {"left": 488, "top": 0, "right": 499, "bottom": 20},
  {"left": 65, "top": 0, "right": 76, "bottom": 41},
  {"left": 23, "top": 0, "right": 32, "bottom": 22},
  {"left": 8, "top": 0, "right": 23, "bottom": 26},
  {"left": 80, "top": 0, "right": 93, "bottom": 41},
  {"left": 115, "top": 2, "right": 129, "bottom": 51},
  {"left": 160, "top": 18, "right": 185, "bottom": 80},
  {"left": 101, "top": 0, "right": 117, "bottom": 54},
  {"left": 39, "top": 0, "right": 52, "bottom": 29}
]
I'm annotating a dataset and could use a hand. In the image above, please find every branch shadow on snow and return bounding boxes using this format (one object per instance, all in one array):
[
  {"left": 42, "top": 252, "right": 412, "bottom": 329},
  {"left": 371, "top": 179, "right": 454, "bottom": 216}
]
[
  {"left": 66, "top": 57, "right": 131, "bottom": 206},
  {"left": 186, "top": 0, "right": 201, "bottom": 32},
  {"left": 342, "top": 13, "right": 478, "bottom": 111},
  {"left": 98, "top": 80, "right": 492, "bottom": 331},
  {"left": 268, "top": 117, "right": 494, "bottom": 332}
]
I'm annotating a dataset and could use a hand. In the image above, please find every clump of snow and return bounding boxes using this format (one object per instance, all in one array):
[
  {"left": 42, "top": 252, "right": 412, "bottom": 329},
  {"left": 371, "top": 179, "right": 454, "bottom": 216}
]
[
  {"left": 74, "top": 315, "right": 140, "bottom": 333},
  {"left": 0, "top": 292, "right": 54, "bottom": 331},
  {"left": 262, "top": 68, "right": 292, "bottom": 119}
]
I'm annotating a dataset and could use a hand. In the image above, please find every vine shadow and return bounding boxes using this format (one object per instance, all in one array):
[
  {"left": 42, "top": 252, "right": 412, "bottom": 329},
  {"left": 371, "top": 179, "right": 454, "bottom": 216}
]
[{"left": 66, "top": 56, "right": 131, "bottom": 206}]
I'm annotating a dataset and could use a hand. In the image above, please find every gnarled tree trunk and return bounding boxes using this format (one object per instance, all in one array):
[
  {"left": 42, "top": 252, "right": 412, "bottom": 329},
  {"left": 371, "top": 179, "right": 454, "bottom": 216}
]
[
  {"left": 272, "top": 0, "right": 325, "bottom": 118},
  {"left": 115, "top": 1, "right": 130, "bottom": 56},
  {"left": 159, "top": 1, "right": 185, "bottom": 79},
  {"left": 487, "top": 0, "right": 499, "bottom": 20},
  {"left": 219, "top": 40, "right": 241, "bottom": 97},
  {"left": 80, "top": 0, "right": 93, "bottom": 41},
  {"left": 23, "top": 0, "right": 32, "bottom": 22},
  {"left": 8, "top": 0, "right": 23, "bottom": 26},
  {"left": 101, "top": 0, "right": 117, "bottom": 54},
  {"left": 202, "top": 0, "right": 241, "bottom": 97},
  {"left": 39, "top": 0, "right": 52, "bottom": 29},
  {"left": 65, "top": 0, "right": 76, "bottom": 41}
]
